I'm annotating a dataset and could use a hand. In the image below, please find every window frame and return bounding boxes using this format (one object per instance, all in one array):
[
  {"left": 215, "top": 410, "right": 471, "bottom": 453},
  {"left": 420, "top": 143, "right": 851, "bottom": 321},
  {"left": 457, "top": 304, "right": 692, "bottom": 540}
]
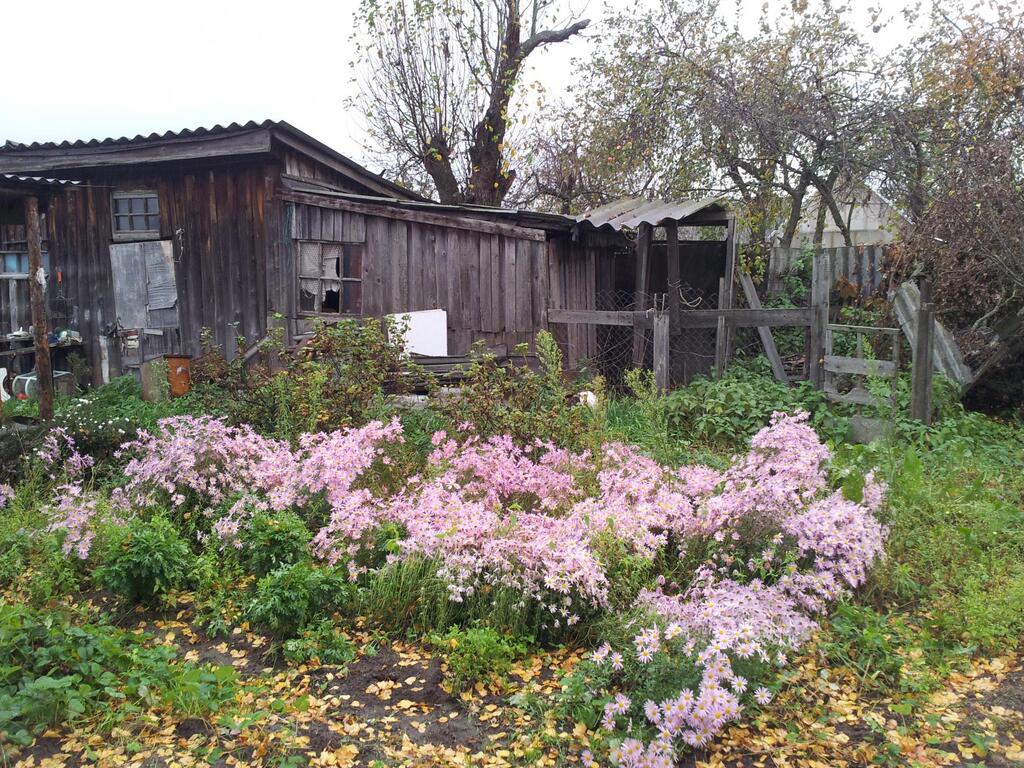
[
  {"left": 111, "top": 189, "right": 161, "bottom": 242},
  {"left": 295, "top": 238, "right": 364, "bottom": 318}
]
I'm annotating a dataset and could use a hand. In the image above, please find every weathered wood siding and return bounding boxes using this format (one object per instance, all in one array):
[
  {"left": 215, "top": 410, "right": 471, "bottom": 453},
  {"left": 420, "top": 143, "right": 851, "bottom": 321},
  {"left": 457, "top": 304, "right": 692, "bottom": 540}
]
[
  {"left": 279, "top": 147, "right": 387, "bottom": 195},
  {"left": 768, "top": 244, "right": 888, "bottom": 298},
  {"left": 286, "top": 201, "right": 565, "bottom": 356},
  {"left": 46, "top": 162, "right": 273, "bottom": 382},
  {"left": 546, "top": 231, "right": 621, "bottom": 369}
]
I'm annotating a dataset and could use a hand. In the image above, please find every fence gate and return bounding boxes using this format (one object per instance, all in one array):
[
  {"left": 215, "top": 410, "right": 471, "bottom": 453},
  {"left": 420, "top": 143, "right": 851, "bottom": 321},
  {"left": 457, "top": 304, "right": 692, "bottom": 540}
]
[{"left": 823, "top": 324, "right": 901, "bottom": 413}]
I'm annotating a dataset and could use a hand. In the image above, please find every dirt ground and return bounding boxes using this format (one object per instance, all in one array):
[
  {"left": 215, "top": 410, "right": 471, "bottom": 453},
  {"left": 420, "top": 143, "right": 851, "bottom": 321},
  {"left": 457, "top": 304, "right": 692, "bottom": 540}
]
[{"left": 6, "top": 596, "right": 1023, "bottom": 768}]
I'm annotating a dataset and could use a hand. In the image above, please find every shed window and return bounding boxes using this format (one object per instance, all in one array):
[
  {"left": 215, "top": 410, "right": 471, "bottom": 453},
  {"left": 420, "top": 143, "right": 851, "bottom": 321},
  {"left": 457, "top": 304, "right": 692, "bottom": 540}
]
[
  {"left": 297, "top": 240, "right": 363, "bottom": 316},
  {"left": 112, "top": 191, "right": 160, "bottom": 240}
]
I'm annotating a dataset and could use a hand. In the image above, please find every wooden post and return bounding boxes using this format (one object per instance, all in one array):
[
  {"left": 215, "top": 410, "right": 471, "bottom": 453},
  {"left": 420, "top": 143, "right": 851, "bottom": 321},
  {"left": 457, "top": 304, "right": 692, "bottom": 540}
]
[
  {"left": 911, "top": 280, "right": 935, "bottom": 424},
  {"left": 722, "top": 216, "right": 738, "bottom": 363},
  {"left": 631, "top": 223, "right": 652, "bottom": 366},
  {"left": 807, "top": 250, "right": 829, "bottom": 388},
  {"left": 653, "top": 309, "right": 670, "bottom": 393},
  {"left": 24, "top": 195, "right": 53, "bottom": 420},
  {"left": 665, "top": 221, "right": 681, "bottom": 334},
  {"left": 715, "top": 277, "right": 727, "bottom": 377},
  {"left": 890, "top": 328, "right": 901, "bottom": 417}
]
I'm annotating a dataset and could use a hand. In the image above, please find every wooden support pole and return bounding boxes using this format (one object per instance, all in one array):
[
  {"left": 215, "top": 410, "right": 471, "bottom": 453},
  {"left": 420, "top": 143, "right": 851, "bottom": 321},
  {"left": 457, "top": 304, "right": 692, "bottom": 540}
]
[
  {"left": 911, "top": 280, "right": 935, "bottom": 424},
  {"left": 653, "top": 309, "right": 670, "bottom": 393},
  {"left": 631, "top": 223, "right": 652, "bottom": 366},
  {"left": 807, "top": 250, "right": 829, "bottom": 388},
  {"left": 24, "top": 195, "right": 53, "bottom": 420},
  {"left": 665, "top": 221, "right": 681, "bottom": 334},
  {"left": 715, "top": 277, "right": 727, "bottom": 377},
  {"left": 722, "top": 216, "right": 738, "bottom": 363}
]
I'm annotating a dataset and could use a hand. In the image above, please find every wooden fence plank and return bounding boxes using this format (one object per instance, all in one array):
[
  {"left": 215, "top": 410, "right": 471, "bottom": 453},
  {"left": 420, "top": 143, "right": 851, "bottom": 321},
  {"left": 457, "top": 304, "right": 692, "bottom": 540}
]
[
  {"left": 807, "top": 251, "right": 829, "bottom": 387},
  {"left": 824, "top": 355, "right": 896, "bottom": 377},
  {"left": 911, "top": 282, "right": 935, "bottom": 424},
  {"left": 738, "top": 272, "right": 788, "bottom": 383}
]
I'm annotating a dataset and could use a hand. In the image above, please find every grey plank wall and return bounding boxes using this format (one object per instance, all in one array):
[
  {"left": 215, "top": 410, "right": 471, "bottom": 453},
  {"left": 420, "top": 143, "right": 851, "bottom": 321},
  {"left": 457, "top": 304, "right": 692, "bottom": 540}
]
[
  {"left": 768, "top": 244, "right": 889, "bottom": 298},
  {"left": 289, "top": 202, "right": 560, "bottom": 356}
]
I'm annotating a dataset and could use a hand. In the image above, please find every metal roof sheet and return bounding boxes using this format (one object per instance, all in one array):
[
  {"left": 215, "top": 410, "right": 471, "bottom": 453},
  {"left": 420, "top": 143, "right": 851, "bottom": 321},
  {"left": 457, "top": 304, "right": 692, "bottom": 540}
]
[
  {"left": 576, "top": 197, "right": 728, "bottom": 231},
  {"left": 0, "top": 120, "right": 273, "bottom": 152},
  {"left": 1, "top": 173, "right": 77, "bottom": 186}
]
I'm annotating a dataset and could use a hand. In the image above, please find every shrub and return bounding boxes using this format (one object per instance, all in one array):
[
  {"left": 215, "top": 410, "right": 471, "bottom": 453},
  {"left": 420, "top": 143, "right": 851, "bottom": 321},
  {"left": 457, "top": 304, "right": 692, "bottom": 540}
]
[
  {"left": 239, "top": 510, "right": 311, "bottom": 578},
  {"left": 189, "top": 318, "right": 409, "bottom": 436},
  {"left": 96, "top": 516, "right": 191, "bottom": 604},
  {"left": 54, "top": 376, "right": 190, "bottom": 468},
  {"left": 245, "top": 562, "right": 354, "bottom": 637},
  {"left": 662, "top": 366, "right": 842, "bottom": 449},
  {"left": 0, "top": 604, "right": 237, "bottom": 744},
  {"left": 437, "top": 331, "right": 600, "bottom": 450},
  {"left": 282, "top": 619, "right": 357, "bottom": 665},
  {"left": 428, "top": 626, "right": 527, "bottom": 693}
]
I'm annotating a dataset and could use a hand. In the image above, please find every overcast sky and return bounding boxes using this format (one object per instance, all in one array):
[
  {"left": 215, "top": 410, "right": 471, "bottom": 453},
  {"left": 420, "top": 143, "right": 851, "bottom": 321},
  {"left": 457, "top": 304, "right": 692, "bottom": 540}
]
[{"left": 3, "top": 0, "right": 917, "bottom": 171}]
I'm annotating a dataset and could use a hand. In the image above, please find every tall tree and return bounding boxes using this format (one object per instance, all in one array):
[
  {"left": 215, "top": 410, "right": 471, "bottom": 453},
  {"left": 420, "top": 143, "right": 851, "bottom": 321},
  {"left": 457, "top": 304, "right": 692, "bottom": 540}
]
[
  {"left": 351, "top": 0, "right": 588, "bottom": 205},
  {"left": 545, "top": 0, "right": 886, "bottom": 251},
  {"left": 892, "top": 2, "right": 1024, "bottom": 325}
]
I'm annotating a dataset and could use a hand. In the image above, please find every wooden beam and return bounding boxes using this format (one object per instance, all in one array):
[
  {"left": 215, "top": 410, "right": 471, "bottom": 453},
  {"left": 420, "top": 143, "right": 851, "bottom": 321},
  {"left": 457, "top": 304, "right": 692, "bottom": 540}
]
[
  {"left": 547, "top": 307, "right": 813, "bottom": 329},
  {"left": 631, "top": 223, "right": 653, "bottom": 366},
  {"left": 24, "top": 195, "right": 53, "bottom": 420},
  {"left": 547, "top": 309, "right": 648, "bottom": 327},
  {"left": 823, "top": 355, "right": 897, "bottom": 377},
  {"left": 739, "top": 271, "right": 788, "bottom": 383},
  {"left": 277, "top": 190, "right": 546, "bottom": 242}
]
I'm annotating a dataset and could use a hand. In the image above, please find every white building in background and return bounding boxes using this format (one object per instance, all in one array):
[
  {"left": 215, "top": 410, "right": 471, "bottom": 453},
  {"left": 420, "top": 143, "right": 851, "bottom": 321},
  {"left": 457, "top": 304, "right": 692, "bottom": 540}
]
[{"left": 791, "top": 183, "right": 905, "bottom": 249}]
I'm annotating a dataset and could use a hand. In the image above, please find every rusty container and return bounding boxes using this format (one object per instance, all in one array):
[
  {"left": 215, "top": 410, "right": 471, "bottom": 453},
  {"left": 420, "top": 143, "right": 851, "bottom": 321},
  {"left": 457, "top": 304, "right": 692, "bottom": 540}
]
[{"left": 164, "top": 354, "right": 192, "bottom": 397}]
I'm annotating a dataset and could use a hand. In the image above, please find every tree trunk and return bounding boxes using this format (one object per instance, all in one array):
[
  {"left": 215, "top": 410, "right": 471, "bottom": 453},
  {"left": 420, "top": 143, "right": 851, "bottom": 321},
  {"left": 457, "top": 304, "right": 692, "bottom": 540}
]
[
  {"left": 779, "top": 176, "right": 810, "bottom": 248},
  {"left": 813, "top": 168, "right": 847, "bottom": 246},
  {"left": 423, "top": 137, "right": 465, "bottom": 204}
]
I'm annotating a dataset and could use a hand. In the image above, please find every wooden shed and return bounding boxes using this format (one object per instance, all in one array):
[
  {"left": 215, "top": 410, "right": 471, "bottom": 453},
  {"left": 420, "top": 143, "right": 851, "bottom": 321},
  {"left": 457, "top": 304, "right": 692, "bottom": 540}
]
[{"left": 0, "top": 121, "right": 624, "bottom": 384}]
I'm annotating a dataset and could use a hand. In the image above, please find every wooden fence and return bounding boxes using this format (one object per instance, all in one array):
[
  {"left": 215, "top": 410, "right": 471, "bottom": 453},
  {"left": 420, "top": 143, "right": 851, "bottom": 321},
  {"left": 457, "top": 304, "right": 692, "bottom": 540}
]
[
  {"left": 768, "top": 244, "right": 888, "bottom": 299},
  {"left": 548, "top": 250, "right": 940, "bottom": 423}
]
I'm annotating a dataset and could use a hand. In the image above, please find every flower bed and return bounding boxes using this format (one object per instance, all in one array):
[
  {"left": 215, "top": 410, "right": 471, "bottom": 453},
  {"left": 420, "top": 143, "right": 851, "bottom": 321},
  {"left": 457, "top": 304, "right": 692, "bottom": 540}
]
[{"left": 40, "top": 410, "right": 886, "bottom": 763}]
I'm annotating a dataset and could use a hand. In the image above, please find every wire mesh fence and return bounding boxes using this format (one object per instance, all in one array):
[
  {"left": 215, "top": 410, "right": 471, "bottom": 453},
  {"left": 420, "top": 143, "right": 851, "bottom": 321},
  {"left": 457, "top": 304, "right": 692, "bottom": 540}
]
[
  {"left": 572, "top": 284, "right": 723, "bottom": 390},
  {"left": 567, "top": 275, "right": 814, "bottom": 390}
]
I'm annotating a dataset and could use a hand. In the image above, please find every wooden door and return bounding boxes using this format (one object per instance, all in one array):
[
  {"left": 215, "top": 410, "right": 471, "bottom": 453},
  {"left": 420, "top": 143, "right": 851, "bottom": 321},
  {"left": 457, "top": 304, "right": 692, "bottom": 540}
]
[{"left": 108, "top": 240, "right": 180, "bottom": 368}]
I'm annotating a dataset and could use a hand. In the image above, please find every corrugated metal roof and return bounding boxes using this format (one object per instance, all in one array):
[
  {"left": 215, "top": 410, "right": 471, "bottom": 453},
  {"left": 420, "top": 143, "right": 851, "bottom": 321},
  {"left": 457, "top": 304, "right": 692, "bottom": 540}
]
[
  {"left": 576, "top": 197, "right": 729, "bottom": 231},
  {"left": 1, "top": 173, "right": 77, "bottom": 186},
  {"left": 0, "top": 120, "right": 272, "bottom": 152}
]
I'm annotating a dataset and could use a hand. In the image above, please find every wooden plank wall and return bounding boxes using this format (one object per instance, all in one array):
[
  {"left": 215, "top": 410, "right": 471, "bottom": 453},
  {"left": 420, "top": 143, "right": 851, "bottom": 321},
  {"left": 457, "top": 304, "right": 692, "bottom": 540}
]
[
  {"left": 546, "top": 231, "right": 620, "bottom": 370},
  {"left": 279, "top": 148, "right": 382, "bottom": 194},
  {"left": 288, "top": 202, "right": 559, "bottom": 356},
  {"left": 0, "top": 278, "right": 31, "bottom": 335},
  {"left": 46, "top": 162, "right": 273, "bottom": 383},
  {"left": 768, "top": 244, "right": 888, "bottom": 298}
]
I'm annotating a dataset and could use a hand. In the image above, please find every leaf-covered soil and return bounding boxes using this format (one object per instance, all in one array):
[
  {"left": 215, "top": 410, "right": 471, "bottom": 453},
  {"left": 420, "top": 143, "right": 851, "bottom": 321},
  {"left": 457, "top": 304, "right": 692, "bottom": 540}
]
[{"left": 6, "top": 594, "right": 1022, "bottom": 768}]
